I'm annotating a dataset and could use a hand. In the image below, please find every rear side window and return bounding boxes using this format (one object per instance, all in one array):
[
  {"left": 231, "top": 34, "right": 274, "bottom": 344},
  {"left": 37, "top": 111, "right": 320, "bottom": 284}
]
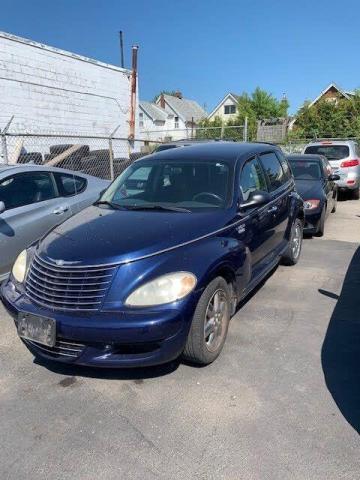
[
  {"left": 239, "top": 157, "right": 267, "bottom": 201},
  {"left": 276, "top": 151, "right": 292, "bottom": 180},
  {"left": 259, "top": 152, "right": 287, "bottom": 192},
  {"left": 55, "top": 173, "right": 87, "bottom": 197},
  {"left": 0, "top": 172, "right": 56, "bottom": 210},
  {"left": 304, "top": 145, "right": 349, "bottom": 160}
]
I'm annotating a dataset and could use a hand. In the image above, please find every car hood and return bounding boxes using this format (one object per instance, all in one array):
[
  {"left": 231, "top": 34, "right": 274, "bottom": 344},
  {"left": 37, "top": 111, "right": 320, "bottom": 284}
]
[
  {"left": 295, "top": 180, "right": 324, "bottom": 201},
  {"left": 37, "top": 205, "right": 232, "bottom": 266}
]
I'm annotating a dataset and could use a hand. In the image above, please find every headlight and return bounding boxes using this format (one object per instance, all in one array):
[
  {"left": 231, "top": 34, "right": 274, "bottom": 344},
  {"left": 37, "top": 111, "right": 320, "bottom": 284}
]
[
  {"left": 125, "top": 272, "right": 197, "bottom": 307},
  {"left": 12, "top": 249, "right": 28, "bottom": 283},
  {"left": 304, "top": 199, "right": 320, "bottom": 210}
]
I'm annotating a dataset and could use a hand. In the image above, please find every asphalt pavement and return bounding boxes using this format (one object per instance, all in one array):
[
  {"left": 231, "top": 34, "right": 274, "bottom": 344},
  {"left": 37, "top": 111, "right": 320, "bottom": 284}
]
[{"left": 0, "top": 198, "right": 359, "bottom": 480}]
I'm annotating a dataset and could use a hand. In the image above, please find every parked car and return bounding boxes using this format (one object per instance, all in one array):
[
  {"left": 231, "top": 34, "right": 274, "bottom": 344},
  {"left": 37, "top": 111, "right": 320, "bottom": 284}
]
[
  {"left": 0, "top": 164, "right": 109, "bottom": 282},
  {"left": 1, "top": 143, "right": 304, "bottom": 368},
  {"left": 302, "top": 140, "right": 360, "bottom": 199},
  {"left": 153, "top": 139, "right": 234, "bottom": 153},
  {"left": 287, "top": 154, "right": 339, "bottom": 236}
]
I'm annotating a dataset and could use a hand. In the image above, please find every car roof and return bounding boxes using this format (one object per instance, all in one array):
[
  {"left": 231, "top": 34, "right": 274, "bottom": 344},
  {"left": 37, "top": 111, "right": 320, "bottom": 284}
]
[
  {"left": 287, "top": 154, "right": 324, "bottom": 162},
  {"left": 304, "top": 140, "right": 357, "bottom": 147},
  {"left": 0, "top": 163, "right": 107, "bottom": 181},
  {"left": 145, "top": 142, "right": 280, "bottom": 163}
]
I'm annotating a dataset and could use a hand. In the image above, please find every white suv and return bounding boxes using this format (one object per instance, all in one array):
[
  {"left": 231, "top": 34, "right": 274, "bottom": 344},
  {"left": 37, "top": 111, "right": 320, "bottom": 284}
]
[{"left": 302, "top": 140, "right": 360, "bottom": 199}]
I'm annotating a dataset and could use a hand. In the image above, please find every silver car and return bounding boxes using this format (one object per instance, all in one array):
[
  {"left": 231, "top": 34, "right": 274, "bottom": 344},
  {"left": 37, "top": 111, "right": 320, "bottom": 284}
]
[
  {"left": 303, "top": 140, "right": 360, "bottom": 199},
  {"left": 0, "top": 164, "right": 109, "bottom": 281}
]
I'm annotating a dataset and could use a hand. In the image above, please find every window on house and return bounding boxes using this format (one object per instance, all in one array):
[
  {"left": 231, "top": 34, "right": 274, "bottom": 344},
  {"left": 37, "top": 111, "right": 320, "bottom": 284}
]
[
  {"left": 174, "top": 116, "right": 179, "bottom": 129},
  {"left": 224, "top": 105, "right": 236, "bottom": 115}
]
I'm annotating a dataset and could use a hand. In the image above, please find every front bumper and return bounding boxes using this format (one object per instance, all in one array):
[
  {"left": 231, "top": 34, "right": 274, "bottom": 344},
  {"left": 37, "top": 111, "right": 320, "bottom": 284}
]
[
  {"left": 1, "top": 280, "right": 193, "bottom": 367},
  {"left": 303, "top": 209, "right": 322, "bottom": 234}
]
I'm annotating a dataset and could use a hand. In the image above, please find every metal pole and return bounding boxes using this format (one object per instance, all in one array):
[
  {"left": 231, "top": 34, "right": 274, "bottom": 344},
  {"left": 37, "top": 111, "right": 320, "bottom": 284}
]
[
  {"left": 1, "top": 116, "right": 14, "bottom": 164},
  {"left": 244, "top": 116, "right": 248, "bottom": 142},
  {"left": 129, "top": 45, "right": 139, "bottom": 143},
  {"left": 109, "top": 124, "right": 121, "bottom": 181},
  {"left": 119, "top": 31, "right": 125, "bottom": 68},
  {"left": 221, "top": 123, "right": 225, "bottom": 139}
]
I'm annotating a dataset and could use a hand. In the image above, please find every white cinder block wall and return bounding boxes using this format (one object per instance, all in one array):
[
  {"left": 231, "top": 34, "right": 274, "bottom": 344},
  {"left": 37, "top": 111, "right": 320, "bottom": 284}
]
[{"left": 0, "top": 31, "right": 137, "bottom": 140}]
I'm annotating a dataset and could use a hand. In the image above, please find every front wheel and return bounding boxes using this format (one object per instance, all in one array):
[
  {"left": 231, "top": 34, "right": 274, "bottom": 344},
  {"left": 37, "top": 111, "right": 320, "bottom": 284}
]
[
  {"left": 281, "top": 218, "right": 303, "bottom": 266},
  {"left": 183, "top": 277, "right": 231, "bottom": 365}
]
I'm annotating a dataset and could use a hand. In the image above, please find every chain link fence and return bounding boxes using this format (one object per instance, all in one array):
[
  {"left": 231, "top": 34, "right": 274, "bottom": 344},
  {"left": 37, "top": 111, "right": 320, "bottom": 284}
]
[
  {"left": 140, "top": 124, "right": 247, "bottom": 143},
  {"left": 0, "top": 132, "right": 157, "bottom": 180}
]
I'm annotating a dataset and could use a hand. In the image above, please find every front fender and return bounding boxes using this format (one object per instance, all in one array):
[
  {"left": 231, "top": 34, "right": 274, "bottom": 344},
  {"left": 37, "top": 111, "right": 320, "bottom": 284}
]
[{"left": 104, "top": 233, "right": 248, "bottom": 311}]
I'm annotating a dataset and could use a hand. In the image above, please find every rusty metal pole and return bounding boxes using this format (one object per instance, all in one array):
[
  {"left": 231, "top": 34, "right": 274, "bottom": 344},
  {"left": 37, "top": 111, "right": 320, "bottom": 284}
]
[
  {"left": 129, "top": 45, "right": 139, "bottom": 147},
  {"left": 119, "top": 31, "right": 125, "bottom": 68}
]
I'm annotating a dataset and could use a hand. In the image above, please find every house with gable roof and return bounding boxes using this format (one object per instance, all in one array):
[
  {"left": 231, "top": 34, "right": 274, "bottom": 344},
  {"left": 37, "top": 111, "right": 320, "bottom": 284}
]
[{"left": 139, "top": 91, "right": 207, "bottom": 141}]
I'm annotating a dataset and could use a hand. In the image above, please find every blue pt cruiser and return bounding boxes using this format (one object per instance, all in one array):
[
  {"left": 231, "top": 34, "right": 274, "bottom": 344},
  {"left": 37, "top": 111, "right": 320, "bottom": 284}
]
[{"left": 1, "top": 143, "right": 304, "bottom": 367}]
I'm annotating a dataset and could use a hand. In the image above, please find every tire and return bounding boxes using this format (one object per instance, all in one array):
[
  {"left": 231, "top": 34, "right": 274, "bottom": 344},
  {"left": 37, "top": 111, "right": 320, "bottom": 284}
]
[
  {"left": 183, "top": 277, "right": 231, "bottom": 365},
  {"left": 281, "top": 218, "right": 303, "bottom": 265},
  {"left": 331, "top": 193, "right": 337, "bottom": 213},
  {"left": 352, "top": 187, "right": 360, "bottom": 200},
  {"left": 316, "top": 207, "right": 326, "bottom": 237}
]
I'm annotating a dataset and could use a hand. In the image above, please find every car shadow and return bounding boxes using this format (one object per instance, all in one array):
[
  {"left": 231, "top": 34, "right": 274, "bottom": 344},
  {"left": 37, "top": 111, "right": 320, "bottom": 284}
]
[
  {"left": 320, "top": 246, "right": 360, "bottom": 434},
  {"left": 33, "top": 355, "right": 181, "bottom": 380}
]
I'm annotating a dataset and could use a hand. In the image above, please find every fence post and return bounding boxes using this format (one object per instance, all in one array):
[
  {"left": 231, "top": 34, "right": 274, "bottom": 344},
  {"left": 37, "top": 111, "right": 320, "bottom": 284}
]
[
  {"left": 1, "top": 116, "right": 14, "bottom": 164},
  {"left": 243, "top": 116, "right": 248, "bottom": 142},
  {"left": 220, "top": 124, "right": 225, "bottom": 139},
  {"left": 109, "top": 124, "right": 121, "bottom": 181}
]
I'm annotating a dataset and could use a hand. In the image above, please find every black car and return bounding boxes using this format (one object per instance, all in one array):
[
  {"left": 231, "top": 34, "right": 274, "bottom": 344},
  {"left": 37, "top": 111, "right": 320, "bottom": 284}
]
[{"left": 287, "top": 154, "right": 339, "bottom": 236}]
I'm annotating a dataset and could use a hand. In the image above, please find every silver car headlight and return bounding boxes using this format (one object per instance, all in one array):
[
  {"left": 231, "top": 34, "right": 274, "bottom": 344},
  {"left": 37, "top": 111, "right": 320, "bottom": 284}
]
[
  {"left": 125, "top": 272, "right": 197, "bottom": 307},
  {"left": 12, "top": 249, "right": 28, "bottom": 283}
]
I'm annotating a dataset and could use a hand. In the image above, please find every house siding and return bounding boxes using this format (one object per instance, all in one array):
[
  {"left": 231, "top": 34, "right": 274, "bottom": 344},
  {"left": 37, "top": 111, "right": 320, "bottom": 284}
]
[{"left": 208, "top": 95, "right": 238, "bottom": 121}]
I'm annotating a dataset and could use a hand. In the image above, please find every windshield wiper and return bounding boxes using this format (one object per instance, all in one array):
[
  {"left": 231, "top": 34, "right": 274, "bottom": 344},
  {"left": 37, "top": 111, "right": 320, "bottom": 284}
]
[
  {"left": 126, "top": 204, "right": 191, "bottom": 213},
  {"left": 94, "top": 200, "right": 126, "bottom": 210}
]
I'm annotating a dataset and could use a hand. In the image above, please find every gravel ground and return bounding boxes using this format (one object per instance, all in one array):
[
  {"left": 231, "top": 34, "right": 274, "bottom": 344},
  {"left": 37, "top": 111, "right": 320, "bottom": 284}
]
[{"left": 0, "top": 197, "right": 359, "bottom": 480}]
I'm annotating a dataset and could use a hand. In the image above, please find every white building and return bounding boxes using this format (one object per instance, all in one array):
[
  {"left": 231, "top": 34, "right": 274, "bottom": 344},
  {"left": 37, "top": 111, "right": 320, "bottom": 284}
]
[
  {"left": 207, "top": 93, "right": 239, "bottom": 121},
  {"left": 0, "top": 31, "right": 137, "bottom": 140},
  {"left": 139, "top": 92, "right": 207, "bottom": 141}
]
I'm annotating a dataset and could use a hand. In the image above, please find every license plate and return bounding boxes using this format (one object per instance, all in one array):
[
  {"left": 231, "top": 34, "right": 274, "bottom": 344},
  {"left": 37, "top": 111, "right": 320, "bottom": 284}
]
[{"left": 17, "top": 313, "right": 56, "bottom": 347}]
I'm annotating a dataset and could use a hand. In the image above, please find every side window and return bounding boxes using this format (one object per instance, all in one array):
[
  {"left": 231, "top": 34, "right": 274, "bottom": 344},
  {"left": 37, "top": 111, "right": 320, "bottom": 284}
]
[
  {"left": 322, "top": 157, "right": 332, "bottom": 177},
  {"left": 239, "top": 157, "right": 267, "bottom": 201},
  {"left": 55, "top": 173, "right": 87, "bottom": 197},
  {"left": 0, "top": 172, "right": 56, "bottom": 210},
  {"left": 259, "top": 152, "right": 286, "bottom": 192},
  {"left": 276, "top": 151, "right": 292, "bottom": 181}
]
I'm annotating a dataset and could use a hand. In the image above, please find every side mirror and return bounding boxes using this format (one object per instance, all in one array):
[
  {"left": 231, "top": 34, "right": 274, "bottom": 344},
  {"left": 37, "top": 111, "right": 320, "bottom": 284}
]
[
  {"left": 329, "top": 174, "right": 340, "bottom": 181},
  {"left": 0, "top": 201, "right": 5, "bottom": 214},
  {"left": 239, "top": 190, "right": 271, "bottom": 211}
]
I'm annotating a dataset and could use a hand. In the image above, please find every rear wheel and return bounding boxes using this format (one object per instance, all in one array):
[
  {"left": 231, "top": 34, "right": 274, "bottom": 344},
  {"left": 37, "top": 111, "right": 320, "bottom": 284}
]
[
  {"left": 352, "top": 187, "right": 360, "bottom": 200},
  {"left": 331, "top": 193, "right": 337, "bottom": 213},
  {"left": 316, "top": 207, "right": 326, "bottom": 237},
  {"left": 183, "top": 277, "right": 231, "bottom": 365},
  {"left": 281, "top": 218, "right": 303, "bottom": 265}
]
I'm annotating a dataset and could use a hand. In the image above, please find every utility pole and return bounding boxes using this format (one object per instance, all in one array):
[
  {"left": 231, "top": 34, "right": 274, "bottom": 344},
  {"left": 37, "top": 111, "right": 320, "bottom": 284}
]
[{"left": 119, "top": 31, "right": 125, "bottom": 68}]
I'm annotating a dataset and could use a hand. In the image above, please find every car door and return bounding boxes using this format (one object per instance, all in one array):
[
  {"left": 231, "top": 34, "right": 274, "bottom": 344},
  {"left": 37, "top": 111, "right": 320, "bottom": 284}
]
[
  {"left": 258, "top": 151, "right": 292, "bottom": 255},
  {"left": 53, "top": 171, "right": 95, "bottom": 214},
  {"left": 237, "top": 156, "right": 275, "bottom": 281},
  {"left": 0, "top": 171, "right": 71, "bottom": 278}
]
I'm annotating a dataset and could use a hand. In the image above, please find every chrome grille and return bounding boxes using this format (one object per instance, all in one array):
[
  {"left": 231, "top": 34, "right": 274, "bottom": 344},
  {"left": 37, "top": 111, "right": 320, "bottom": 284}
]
[
  {"left": 25, "top": 339, "right": 85, "bottom": 358},
  {"left": 25, "top": 254, "right": 117, "bottom": 311}
]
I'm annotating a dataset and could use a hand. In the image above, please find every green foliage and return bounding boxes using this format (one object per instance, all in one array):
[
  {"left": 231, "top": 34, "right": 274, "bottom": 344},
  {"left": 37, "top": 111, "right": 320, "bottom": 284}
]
[
  {"left": 152, "top": 90, "right": 178, "bottom": 102},
  {"left": 291, "top": 92, "right": 360, "bottom": 139},
  {"left": 197, "top": 88, "right": 289, "bottom": 141}
]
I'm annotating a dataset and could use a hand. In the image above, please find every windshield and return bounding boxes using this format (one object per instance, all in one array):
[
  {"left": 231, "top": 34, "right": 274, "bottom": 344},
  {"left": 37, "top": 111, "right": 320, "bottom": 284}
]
[
  {"left": 289, "top": 160, "right": 322, "bottom": 180},
  {"left": 304, "top": 145, "right": 349, "bottom": 161},
  {"left": 100, "top": 159, "right": 233, "bottom": 211}
]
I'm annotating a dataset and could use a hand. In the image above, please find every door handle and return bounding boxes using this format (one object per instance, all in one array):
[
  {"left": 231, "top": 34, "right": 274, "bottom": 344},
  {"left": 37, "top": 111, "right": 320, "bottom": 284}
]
[
  {"left": 267, "top": 205, "right": 278, "bottom": 214},
  {"left": 53, "top": 205, "right": 70, "bottom": 215}
]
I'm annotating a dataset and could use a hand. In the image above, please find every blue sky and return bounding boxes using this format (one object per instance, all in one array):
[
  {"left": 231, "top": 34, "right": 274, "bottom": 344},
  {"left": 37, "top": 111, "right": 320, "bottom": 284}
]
[{"left": 1, "top": 0, "right": 359, "bottom": 114}]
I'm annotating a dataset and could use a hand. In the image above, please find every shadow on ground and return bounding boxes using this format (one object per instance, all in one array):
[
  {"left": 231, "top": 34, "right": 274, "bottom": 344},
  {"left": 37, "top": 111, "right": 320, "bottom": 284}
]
[{"left": 320, "top": 246, "right": 360, "bottom": 434}]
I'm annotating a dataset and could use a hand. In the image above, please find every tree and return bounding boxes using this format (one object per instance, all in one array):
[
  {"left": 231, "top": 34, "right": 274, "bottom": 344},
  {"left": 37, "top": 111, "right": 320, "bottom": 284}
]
[
  {"left": 152, "top": 90, "right": 178, "bottom": 102},
  {"left": 290, "top": 92, "right": 360, "bottom": 139}
]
